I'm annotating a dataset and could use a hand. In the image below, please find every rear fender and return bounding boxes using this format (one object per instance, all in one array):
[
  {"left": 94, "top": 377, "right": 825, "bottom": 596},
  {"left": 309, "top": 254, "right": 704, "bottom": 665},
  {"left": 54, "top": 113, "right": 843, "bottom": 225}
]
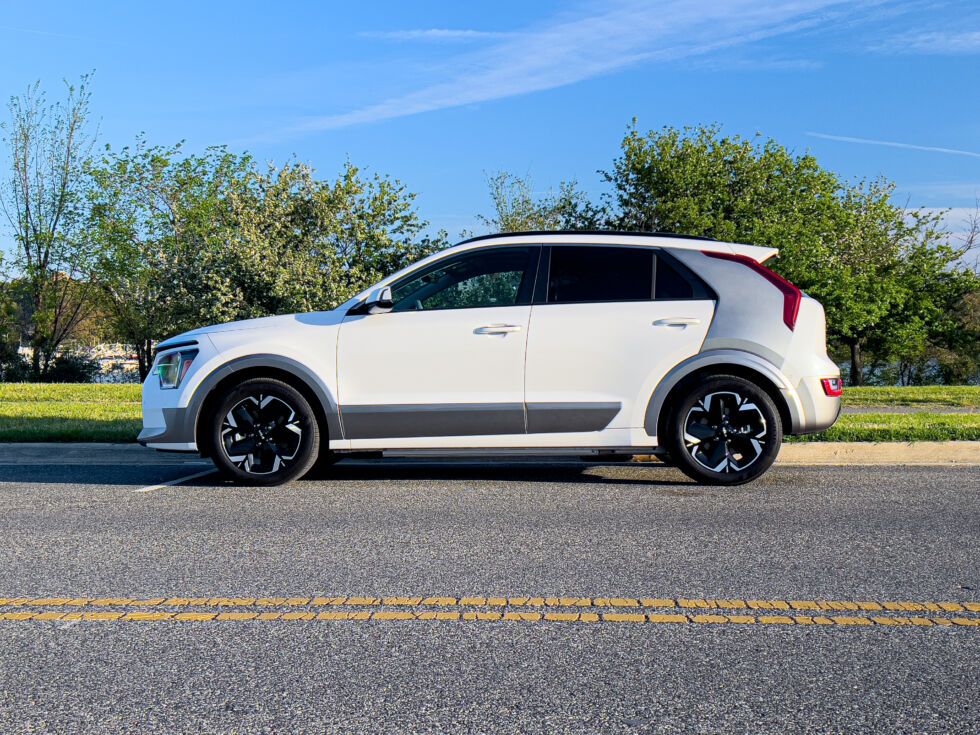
[{"left": 643, "top": 349, "right": 804, "bottom": 440}]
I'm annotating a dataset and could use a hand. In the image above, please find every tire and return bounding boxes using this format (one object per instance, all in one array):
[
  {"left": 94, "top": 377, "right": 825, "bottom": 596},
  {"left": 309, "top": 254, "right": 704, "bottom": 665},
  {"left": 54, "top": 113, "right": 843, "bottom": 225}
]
[
  {"left": 207, "top": 378, "right": 320, "bottom": 486},
  {"left": 664, "top": 375, "right": 782, "bottom": 486}
]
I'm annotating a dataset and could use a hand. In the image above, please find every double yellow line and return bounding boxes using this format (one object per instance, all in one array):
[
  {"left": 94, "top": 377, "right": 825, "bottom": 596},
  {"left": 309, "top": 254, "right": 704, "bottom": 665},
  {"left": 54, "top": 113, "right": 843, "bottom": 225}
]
[{"left": 1, "top": 594, "right": 978, "bottom": 628}]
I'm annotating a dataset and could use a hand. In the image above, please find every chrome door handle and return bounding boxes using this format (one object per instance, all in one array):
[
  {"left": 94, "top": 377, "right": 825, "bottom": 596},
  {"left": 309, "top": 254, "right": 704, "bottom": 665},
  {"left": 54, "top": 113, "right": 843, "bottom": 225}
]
[
  {"left": 653, "top": 318, "right": 702, "bottom": 327},
  {"left": 474, "top": 324, "right": 523, "bottom": 334}
]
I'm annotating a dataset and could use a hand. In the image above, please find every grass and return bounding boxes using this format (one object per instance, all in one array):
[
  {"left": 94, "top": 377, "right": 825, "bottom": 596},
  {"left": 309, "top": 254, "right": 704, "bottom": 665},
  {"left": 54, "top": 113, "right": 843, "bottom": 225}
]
[
  {"left": 842, "top": 386, "right": 980, "bottom": 407},
  {"left": 0, "top": 383, "right": 978, "bottom": 443},
  {"left": 787, "top": 412, "right": 980, "bottom": 443},
  {"left": 0, "top": 383, "right": 141, "bottom": 442}
]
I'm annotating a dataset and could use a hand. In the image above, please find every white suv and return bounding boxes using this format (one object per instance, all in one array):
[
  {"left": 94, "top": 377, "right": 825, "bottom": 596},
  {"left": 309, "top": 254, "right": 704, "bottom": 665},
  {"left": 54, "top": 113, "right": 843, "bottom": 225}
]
[{"left": 140, "top": 232, "right": 842, "bottom": 486}]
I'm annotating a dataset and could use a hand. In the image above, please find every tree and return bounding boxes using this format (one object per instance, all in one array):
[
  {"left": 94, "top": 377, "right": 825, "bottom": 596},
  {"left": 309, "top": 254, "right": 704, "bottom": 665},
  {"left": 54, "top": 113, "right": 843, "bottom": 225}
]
[
  {"left": 602, "top": 122, "right": 978, "bottom": 385},
  {"left": 478, "top": 171, "right": 603, "bottom": 233},
  {"left": 88, "top": 140, "right": 446, "bottom": 379},
  {"left": 86, "top": 139, "right": 251, "bottom": 378},
  {"left": 0, "top": 76, "right": 96, "bottom": 377}
]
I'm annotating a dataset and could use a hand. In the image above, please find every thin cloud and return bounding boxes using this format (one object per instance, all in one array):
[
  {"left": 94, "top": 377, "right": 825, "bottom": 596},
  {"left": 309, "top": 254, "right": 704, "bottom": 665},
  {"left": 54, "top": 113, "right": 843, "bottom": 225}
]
[
  {"left": 870, "top": 29, "right": 980, "bottom": 54},
  {"left": 361, "top": 29, "right": 517, "bottom": 42},
  {"left": 807, "top": 132, "right": 980, "bottom": 159},
  {"left": 268, "top": 0, "right": 866, "bottom": 138}
]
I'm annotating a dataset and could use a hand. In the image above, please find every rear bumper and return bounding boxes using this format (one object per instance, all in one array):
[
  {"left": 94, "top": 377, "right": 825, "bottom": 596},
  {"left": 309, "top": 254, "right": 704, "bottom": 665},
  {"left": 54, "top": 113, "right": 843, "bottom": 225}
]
[{"left": 793, "top": 376, "right": 842, "bottom": 435}]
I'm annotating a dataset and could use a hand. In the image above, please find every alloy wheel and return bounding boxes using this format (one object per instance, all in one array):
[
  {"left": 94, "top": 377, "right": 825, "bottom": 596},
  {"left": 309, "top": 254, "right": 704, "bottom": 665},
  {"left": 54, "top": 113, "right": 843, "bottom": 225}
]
[
  {"left": 683, "top": 390, "right": 768, "bottom": 473},
  {"left": 220, "top": 394, "right": 303, "bottom": 475}
]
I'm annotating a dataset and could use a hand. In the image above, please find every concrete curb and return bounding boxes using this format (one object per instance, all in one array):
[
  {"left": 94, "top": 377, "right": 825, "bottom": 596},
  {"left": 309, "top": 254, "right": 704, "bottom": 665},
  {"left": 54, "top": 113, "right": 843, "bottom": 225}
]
[
  {"left": 635, "top": 441, "right": 980, "bottom": 466},
  {"left": 0, "top": 442, "right": 977, "bottom": 467}
]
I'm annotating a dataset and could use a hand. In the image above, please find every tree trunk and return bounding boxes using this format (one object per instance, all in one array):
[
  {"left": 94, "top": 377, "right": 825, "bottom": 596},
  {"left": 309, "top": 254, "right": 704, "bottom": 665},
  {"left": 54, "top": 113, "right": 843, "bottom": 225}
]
[
  {"left": 136, "top": 339, "right": 153, "bottom": 381},
  {"left": 849, "top": 340, "right": 865, "bottom": 387}
]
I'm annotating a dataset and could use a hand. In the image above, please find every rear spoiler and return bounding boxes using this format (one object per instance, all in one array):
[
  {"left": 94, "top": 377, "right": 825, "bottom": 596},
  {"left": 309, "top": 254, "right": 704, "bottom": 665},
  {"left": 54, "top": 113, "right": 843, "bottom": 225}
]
[{"left": 701, "top": 241, "right": 779, "bottom": 264}]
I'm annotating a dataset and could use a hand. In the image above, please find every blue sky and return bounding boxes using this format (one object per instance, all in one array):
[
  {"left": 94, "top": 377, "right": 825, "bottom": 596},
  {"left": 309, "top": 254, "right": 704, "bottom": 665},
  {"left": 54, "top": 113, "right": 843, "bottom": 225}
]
[{"left": 0, "top": 0, "right": 977, "bottom": 242}]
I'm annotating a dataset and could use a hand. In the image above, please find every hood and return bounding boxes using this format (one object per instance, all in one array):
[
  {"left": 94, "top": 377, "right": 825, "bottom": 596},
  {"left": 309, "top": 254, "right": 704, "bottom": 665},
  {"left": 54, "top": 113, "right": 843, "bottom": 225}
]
[{"left": 158, "top": 311, "right": 342, "bottom": 349}]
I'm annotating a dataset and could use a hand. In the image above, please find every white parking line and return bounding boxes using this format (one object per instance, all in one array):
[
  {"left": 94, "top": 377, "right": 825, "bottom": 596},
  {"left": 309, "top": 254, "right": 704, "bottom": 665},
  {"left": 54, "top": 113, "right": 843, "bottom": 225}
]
[{"left": 135, "top": 469, "right": 217, "bottom": 494}]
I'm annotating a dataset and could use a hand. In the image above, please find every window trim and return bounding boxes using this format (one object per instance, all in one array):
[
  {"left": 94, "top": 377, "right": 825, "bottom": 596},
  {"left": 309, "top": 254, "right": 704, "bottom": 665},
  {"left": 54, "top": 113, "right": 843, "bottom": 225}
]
[
  {"left": 533, "top": 244, "right": 716, "bottom": 305},
  {"left": 381, "top": 245, "right": 540, "bottom": 313}
]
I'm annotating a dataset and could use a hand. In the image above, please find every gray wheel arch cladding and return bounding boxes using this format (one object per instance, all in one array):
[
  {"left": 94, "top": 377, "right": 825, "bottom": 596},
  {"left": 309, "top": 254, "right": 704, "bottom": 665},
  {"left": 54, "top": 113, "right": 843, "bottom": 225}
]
[
  {"left": 643, "top": 350, "right": 804, "bottom": 440},
  {"left": 188, "top": 355, "right": 342, "bottom": 451}
]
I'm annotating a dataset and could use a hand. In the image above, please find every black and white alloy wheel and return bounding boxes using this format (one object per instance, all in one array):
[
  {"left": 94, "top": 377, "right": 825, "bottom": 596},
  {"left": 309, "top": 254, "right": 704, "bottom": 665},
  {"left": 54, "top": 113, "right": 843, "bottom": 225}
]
[
  {"left": 209, "top": 378, "right": 320, "bottom": 486},
  {"left": 666, "top": 375, "right": 782, "bottom": 486}
]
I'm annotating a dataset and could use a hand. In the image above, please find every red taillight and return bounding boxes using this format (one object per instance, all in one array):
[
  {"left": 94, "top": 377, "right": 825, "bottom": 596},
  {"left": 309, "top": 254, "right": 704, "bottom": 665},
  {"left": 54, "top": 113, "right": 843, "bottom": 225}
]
[
  {"left": 702, "top": 250, "right": 802, "bottom": 330},
  {"left": 821, "top": 378, "right": 843, "bottom": 397}
]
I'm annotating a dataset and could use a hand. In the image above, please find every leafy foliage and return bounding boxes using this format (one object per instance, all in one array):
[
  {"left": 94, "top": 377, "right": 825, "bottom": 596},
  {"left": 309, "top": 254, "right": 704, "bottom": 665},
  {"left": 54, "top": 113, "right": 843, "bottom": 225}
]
[
  {"left": 0, "top": 75, "right": 97, "bottom": 377},
  {"left": 478, "top": 171, "right": 603, "bottom": 233},
  {"left": 87, "top": 141, "right": 446, "bottom": 378}
]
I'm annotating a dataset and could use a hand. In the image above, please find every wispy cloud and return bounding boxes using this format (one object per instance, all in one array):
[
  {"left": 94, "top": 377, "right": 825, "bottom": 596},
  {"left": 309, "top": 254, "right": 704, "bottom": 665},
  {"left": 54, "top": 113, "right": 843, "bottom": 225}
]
[
  {"left": 269, "top": 0, "right": 866, "bottom": 138},
  {"left": 807, "top": 132, "right": 980, "bottom": 159},
  {"left": 361, "top": 29, "right": 517, "bottom": 42},
  {"left": 688, "top": 56, "right": 822, "bottom": 72},
  {"left": 870, "top": 29, "right": 980, "bottom": 54}
]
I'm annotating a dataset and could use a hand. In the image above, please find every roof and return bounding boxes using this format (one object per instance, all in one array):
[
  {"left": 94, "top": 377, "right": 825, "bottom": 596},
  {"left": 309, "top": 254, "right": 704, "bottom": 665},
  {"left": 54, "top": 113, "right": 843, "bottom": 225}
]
[{"left": 456, "top": 231, "right": 779, "bottom": 264}]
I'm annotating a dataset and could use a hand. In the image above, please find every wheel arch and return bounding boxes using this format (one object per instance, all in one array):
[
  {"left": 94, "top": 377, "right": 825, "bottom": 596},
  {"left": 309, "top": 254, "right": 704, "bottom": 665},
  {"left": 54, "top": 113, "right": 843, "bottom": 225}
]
[
  {"left": 191, "top": 355, "right": 341, "bottom": 457},
  {"left": 644, "top": 350, "right": 803, "bottom": 443}
]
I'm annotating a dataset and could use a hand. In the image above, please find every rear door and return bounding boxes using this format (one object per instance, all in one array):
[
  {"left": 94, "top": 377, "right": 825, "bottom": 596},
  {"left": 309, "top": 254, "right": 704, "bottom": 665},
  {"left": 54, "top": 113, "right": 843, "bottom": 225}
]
[{"left": 523, "top": 245, "right": 714, "bottom": 442}]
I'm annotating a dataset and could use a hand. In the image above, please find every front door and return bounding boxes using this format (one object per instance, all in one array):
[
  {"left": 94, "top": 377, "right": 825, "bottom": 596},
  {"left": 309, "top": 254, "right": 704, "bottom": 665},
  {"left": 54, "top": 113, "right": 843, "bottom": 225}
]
[{"left": 337, "top": 246, "right": 538, "bottom": 446}]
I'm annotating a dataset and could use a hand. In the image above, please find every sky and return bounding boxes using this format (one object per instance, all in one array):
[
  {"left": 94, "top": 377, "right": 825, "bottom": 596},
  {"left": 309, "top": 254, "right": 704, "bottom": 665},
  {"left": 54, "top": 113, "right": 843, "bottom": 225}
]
[{"left": 0, "top": 0, "right": 977, "bottom": 244}]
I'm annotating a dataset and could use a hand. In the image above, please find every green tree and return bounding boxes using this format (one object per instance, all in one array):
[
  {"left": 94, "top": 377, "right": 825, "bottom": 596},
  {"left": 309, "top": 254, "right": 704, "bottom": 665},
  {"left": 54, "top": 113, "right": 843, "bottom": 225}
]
[
  {"left": 479, "top": 171, "right": 603, "bottom": 233},
  {"left": 0, "top": 76, "right": 96, "bottom": 377},
  {"left": 88, "top": 141, "right": 445, "bottom": 378},
  {"left": 86, "top": 139, "right": 251, "bottom": 378},
  {"left": 603, "top": 122, "right": 977, "bottom": 385}
]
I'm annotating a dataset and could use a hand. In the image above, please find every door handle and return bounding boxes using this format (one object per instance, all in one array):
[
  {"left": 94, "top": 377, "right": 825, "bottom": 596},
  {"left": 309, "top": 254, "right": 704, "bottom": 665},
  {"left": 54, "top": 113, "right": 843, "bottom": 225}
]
[
  {"left": 474, "top": 324, "right": 523, "bottom": 335},
  {"left": 653, "top": 318, "right": 702, "bottom": 327}
]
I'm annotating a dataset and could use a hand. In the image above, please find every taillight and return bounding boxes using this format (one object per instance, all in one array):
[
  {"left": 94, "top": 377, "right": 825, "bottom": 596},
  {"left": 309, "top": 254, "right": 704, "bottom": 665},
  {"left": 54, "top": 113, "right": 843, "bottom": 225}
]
[
  {"left": 702, "top": 250, "right": 802, "bottom": 330},
  {"left": 821, "top": 378, "right": 843, "bottom": 397}
]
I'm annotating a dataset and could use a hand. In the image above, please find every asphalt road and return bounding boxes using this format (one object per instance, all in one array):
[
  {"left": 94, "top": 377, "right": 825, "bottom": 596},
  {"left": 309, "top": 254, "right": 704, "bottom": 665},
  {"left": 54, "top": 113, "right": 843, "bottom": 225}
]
[{"left": 0, "top": 447, "right": 978, "bottom": 734}]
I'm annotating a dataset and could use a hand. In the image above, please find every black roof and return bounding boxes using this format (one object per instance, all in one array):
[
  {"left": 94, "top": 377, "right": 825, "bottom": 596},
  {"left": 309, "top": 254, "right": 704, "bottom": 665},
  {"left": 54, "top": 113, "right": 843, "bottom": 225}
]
[{"left": 457, "top": 230, "right": 717, "bottom": 245}]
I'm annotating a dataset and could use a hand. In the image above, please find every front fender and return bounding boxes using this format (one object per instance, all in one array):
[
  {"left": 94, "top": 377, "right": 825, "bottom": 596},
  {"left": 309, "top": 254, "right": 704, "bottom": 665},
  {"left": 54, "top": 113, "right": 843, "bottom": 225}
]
[{"left": 642, "top": 349, "right": 805, "bottom": 440}]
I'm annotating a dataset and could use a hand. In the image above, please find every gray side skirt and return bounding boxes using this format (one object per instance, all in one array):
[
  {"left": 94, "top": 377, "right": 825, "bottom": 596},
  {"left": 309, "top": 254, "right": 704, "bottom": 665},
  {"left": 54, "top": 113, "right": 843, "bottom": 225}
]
[{"left": 341, "top": 402, "right": 621, "bottom": 439}]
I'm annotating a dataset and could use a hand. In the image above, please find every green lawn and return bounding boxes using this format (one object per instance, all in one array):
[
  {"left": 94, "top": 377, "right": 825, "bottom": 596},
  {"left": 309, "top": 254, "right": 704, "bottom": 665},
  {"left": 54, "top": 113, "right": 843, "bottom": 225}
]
[
  {"left": 0, "top": 383, "right": 141, "bottom": 442},
  {"left": 787, "top": 412, "right": 980, "bottom": 443},
  {"left": 0, "top": 383, "right": 978, "bottom": 443},
  {"left": 842, "top": 386, "right": 980, "bottom": 408}
]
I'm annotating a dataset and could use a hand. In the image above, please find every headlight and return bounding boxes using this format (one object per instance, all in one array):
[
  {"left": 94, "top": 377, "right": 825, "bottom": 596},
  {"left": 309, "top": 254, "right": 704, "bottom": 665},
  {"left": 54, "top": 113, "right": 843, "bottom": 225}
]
[{"left": 154, "top": 349, "right": 198, "bottom": 389}]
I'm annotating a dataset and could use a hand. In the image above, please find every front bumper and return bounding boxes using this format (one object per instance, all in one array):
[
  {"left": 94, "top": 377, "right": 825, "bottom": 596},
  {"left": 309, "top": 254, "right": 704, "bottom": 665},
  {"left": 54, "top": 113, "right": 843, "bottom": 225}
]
[
  {"left": 139, "top": 336, "right": 217, "bottom": 452},
  {"left": 137, "top": 405, "right": 198, "bottom": 451}
]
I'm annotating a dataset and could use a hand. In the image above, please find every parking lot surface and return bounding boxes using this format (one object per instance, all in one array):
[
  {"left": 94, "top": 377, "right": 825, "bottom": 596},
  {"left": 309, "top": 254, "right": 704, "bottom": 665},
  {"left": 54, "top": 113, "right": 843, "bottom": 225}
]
[{"left": 0, "top": 447, "right": 978, "bottom": 733}]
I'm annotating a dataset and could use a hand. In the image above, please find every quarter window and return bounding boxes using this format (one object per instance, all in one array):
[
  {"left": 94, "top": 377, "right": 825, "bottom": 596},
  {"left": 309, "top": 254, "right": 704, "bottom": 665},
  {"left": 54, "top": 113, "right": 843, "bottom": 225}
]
[
  {"left": 655, "top": 257, "right": 695, "bottom": 300},
  {"left": 390, "top": 247, "right": 533, "bottom": 312}
]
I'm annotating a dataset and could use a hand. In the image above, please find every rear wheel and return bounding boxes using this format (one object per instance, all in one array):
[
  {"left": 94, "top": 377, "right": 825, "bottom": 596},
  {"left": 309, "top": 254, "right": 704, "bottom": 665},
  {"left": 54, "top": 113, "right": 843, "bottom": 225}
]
[
  {"left": 665, "top": 375, "right": 781, "bottom": 486},
  {"left": 208, "top": 378, "right": 320, "bottom": 486}
]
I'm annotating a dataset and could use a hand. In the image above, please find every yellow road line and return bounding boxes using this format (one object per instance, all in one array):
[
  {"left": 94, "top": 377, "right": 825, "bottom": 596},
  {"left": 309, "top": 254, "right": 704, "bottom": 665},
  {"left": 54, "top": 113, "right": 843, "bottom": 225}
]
[
  {"left": 1, "top": 596, "right": 976, "bottom": 613},
  {"left": 0, "top": 610, "right": 977, "bottom": 628}
]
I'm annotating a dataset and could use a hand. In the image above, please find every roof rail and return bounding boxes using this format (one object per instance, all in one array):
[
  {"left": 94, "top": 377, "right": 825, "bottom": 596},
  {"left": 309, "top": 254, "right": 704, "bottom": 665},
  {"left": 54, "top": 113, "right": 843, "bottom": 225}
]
[{"left": 457, "top": 230, "right": 717, "bottom": 245}]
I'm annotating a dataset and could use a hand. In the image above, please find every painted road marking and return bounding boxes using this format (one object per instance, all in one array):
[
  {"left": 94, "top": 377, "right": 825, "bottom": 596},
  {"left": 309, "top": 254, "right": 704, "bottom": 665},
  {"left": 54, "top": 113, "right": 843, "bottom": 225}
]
[
  {"left": 0, "top": 609, "right": 976, "bottom": 628},
  {"left": 2, "top": 595, "right": 976, "bottom": 613},
  {"left": 134, "top": 469, "right": 217, "bottom": 494}
]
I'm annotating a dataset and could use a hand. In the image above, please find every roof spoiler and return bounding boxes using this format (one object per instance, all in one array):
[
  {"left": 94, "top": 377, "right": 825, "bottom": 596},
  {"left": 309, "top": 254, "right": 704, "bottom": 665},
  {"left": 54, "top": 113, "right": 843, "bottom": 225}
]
[{"left": 703, "top": 242, "right": 779, "bottom": 264}]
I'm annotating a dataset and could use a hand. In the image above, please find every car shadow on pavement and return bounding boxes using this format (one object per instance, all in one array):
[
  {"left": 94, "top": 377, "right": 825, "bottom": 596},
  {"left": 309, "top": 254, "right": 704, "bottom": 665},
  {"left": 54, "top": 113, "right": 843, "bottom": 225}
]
[{"left": 299, "top": 459, "right": 701, "bottom": 488}]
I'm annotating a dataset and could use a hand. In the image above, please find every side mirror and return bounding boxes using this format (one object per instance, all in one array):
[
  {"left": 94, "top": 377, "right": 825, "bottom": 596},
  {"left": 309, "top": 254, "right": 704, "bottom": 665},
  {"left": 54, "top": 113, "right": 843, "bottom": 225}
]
[{"left": 366, "top": 286, "right": 394, "bottom": 314}]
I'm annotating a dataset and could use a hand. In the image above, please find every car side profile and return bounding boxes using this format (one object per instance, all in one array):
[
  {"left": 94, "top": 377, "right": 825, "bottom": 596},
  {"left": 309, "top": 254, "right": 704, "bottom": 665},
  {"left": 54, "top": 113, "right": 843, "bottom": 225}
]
[{"left": 139, "top": 231, "right": 842, "bottom": 486}]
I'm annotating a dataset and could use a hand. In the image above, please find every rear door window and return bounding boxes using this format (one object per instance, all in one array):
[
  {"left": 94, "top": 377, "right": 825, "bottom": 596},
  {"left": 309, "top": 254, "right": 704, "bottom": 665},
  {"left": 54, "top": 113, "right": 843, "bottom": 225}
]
[{"left": 547, "top": 246, "right": 653, "bottom": 303}]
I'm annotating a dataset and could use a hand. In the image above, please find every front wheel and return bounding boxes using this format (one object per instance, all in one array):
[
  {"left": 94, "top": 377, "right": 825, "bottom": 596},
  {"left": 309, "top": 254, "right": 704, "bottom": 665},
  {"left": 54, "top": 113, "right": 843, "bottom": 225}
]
[
  {"left": 208, "top": 378, "right": 320, "bottom": 486},
  {"left": 664, "top": 375, "right": 782, "bottom": 486}
]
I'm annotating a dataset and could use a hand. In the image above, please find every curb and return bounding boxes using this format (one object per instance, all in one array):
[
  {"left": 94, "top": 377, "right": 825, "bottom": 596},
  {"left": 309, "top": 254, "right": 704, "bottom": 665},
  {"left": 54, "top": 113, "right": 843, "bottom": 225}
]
[
  {"left": 635, "top": 441, "right": 980, "bottom": 466},
  {"left": 0, "top": 442, "right": 978, "bottom": 467}
]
